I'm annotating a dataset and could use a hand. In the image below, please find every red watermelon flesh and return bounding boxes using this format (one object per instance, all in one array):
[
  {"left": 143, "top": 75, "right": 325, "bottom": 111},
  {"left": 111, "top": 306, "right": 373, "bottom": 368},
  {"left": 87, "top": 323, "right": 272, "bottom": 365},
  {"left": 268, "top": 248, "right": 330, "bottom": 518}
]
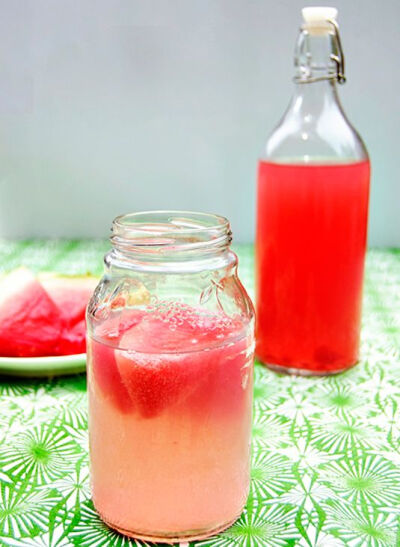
[
  {"left": 39, "top": 273, "right": 98, "bottom": 355},
  {"left": 55, "top": 318, "right": 86, "bottom": 355},
  {"left": 114, "top": 307, "right": 245, "bottom": 418},
  {"left": 88, "top": 309, "right": 146, "bottom": 408},
  {"left": 39, "top": 273, "right": 98, "bottom": 326},
  {"left": 88, "top": 336, "right": 134, "bottom": 413},
  {"left": 0, "top": 268, "right": 63, "bottom": 357}
]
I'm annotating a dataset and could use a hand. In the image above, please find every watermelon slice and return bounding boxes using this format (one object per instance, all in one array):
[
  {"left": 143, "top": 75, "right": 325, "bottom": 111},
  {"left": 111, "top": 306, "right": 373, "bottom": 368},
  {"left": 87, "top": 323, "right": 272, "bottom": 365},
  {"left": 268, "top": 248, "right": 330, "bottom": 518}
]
[
  {"left": 39, "top": 273, "right": 98, "bottom": 355},
  {"left": 115, "top": 351, "right": 197, "bottom": 418},
  {"left": 39, "top": 273, "right": 98, "bottom": 326},
  {"left": 54, "top": 318, "right": 86, "bottom": 355},
  {"left": 114, "top": 312, "right": 214, "bottom": 418},
  {"left": 0, "top": 268, "right": 63, "bottom": 357},
  {"left": 113, "top": 307, "right": 249, "bottom": 419},
  {"left": 89, "top": 337, "right": 134, "bottom": 413}
]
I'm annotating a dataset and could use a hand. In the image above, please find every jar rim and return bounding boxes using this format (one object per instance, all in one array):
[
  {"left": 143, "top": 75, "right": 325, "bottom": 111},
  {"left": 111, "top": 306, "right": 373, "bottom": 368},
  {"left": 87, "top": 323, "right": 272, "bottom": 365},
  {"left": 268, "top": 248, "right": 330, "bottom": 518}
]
[{"left": 111, "top": 210, "right": 232, "bottom": 256}]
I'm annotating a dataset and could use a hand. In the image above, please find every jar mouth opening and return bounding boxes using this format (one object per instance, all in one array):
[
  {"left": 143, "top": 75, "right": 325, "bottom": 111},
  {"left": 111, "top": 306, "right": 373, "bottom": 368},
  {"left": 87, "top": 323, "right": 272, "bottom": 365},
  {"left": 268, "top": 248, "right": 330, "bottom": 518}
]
[{"left": 111, "top": 210, "right": 232, "bottom": 255}]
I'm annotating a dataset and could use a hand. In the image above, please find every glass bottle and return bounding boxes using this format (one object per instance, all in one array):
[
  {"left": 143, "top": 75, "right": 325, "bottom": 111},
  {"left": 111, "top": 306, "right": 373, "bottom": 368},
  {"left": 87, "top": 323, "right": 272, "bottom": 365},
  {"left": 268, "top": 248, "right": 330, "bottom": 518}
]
[
  {"left": 256, "top": 7, "right": 370, "bottom": 375},
  {"left": 86, "top": 211, "right": 254, "bottom": 543}
]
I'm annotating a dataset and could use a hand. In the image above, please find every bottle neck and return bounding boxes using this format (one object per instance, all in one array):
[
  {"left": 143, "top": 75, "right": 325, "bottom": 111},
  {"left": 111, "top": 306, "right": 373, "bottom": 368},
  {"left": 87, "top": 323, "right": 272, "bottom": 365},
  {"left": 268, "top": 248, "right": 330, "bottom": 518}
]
[
  {"left": 291, "top": 26, "right": 345, "bottom": 116},
  {"left": 292, "top": 78, "right": 341, "bottom": 116},
  {"left": 294, "top": 26, "right": 345, "bottom": 85}
]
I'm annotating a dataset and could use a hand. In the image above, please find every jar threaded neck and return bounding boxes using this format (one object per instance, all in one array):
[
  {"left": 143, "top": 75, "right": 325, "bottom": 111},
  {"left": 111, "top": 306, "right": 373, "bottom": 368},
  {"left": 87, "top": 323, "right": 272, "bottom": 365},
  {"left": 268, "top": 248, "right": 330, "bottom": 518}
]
[{"left": 110, "top": 211, "right": 232, "bottom": 258}]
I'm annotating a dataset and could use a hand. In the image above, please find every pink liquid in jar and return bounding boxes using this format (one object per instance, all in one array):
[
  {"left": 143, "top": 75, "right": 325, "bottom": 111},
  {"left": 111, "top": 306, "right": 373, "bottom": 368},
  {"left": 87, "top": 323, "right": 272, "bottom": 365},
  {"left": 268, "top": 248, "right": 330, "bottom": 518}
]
[{"left": 87, "top": 303, "right": 254, "bottom": 543}]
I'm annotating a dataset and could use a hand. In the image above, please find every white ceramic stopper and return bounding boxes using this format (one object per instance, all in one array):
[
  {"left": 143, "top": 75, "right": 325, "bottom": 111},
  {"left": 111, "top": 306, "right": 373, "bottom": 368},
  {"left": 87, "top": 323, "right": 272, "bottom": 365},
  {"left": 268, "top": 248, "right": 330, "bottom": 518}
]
[{"left": 302, "top": 6, "right": 338, "bottom": 35}]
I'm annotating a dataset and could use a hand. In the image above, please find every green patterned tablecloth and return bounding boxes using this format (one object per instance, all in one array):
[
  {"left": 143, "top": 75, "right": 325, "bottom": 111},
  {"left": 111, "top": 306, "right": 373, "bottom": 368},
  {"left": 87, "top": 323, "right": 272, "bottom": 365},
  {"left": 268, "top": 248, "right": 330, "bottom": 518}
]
[{"left": 0, "top": 241, "right": 399, "bottom": 546}]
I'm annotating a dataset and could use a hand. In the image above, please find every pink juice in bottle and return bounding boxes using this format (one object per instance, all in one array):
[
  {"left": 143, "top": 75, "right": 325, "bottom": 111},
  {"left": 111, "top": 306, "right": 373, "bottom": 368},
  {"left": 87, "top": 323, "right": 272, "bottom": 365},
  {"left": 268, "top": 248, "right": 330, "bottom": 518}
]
[
  {"left": 256, "top": 160, "right": 370, "bottom": 374},
  {"left": 87, "top": 302, "right": 254, "bottom": 543}
]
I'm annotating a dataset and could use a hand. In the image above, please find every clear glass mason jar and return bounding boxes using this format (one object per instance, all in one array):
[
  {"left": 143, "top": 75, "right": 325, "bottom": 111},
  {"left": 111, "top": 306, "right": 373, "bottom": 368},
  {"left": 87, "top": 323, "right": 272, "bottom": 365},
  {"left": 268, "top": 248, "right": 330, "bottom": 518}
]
[{"left": 86, "top": 211, "right": 255, "bottom": 543}]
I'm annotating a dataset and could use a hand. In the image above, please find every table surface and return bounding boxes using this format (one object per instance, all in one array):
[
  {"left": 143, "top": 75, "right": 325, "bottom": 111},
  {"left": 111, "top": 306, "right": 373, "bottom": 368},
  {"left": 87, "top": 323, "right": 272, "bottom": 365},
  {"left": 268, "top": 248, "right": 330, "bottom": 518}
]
[{"left": 0, "top": 241, "right": 399, "bottom": 547}]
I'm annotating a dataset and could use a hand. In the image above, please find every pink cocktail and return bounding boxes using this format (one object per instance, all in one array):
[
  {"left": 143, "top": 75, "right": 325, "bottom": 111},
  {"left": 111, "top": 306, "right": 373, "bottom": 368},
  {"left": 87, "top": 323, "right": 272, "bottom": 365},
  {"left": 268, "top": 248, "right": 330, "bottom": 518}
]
[{"left": 87, "top": 303, "right": 254, "bottom": 543}]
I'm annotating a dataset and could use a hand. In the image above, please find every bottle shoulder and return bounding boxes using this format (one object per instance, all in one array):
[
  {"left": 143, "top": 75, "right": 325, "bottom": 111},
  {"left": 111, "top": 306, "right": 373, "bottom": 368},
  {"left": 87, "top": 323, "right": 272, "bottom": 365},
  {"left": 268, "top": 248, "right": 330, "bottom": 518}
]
[{"left": 263, "top": 91, "right": 369, "bottom": 163}]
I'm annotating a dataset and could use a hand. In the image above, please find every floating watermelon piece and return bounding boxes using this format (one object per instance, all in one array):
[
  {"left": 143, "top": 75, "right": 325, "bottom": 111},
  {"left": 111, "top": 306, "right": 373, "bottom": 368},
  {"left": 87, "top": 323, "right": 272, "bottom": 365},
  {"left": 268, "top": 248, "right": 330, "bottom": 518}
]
[
  {"left": 89, "top": 337, "right": 134, "bottom": 413},
  {"left": 114, "top": 310, "right": 222, "bottom": 419},
  {"left": 39, "top": 273, "right": 98, "bottom": 355},
  {"left": 113, "top": 307, "right": 251, "bottom": 419},
  {"left": 0, "top": 268, "right": 63, "bottom": 357},
  {"left": 116, "top": 349, "right": 201, "bottom": 419},
  {"left": 94, "top": 309, "right": 146, "bottom": 344},
  {"left": 88, "top": 309, "right": 147, "bottom": 411}
]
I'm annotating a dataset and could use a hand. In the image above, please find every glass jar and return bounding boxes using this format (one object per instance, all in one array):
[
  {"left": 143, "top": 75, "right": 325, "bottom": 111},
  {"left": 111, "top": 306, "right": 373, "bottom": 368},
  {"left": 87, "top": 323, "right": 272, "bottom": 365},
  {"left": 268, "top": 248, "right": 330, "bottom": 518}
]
[{"left": 86, "top": 211, "right": 255, "bottom": 543}]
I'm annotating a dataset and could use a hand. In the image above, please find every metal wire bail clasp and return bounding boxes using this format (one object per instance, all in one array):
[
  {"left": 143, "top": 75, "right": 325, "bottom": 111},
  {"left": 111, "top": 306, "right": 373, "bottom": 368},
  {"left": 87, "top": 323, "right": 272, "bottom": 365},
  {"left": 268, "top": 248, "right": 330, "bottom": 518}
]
[
  {"left": 328, "top": 18, "right": 346, "bottom": 84},
  {"left": 294, "top": 17, "right": 347, "bottom": 85}
]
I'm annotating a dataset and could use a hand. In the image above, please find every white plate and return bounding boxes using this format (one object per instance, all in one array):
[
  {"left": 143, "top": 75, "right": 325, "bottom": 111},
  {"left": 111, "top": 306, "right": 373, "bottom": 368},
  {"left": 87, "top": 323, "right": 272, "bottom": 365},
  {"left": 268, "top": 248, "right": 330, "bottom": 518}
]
[{"left": 0, "top": 353, "right": 86, "bottom": 377}]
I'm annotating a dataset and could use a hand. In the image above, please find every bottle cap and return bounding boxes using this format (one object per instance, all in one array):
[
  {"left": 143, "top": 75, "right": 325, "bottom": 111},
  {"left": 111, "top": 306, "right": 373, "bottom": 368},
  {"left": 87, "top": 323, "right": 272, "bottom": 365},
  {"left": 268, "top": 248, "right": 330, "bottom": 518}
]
[{"left": 302, "top": 6, "right": 338, "bottom": 35}]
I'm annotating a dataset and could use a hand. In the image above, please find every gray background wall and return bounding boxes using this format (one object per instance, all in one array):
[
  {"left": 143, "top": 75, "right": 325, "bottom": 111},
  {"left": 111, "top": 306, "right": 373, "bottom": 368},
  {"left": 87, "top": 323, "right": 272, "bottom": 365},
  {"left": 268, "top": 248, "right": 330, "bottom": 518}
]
[{"left": 0, "top": 0, "right": 398, "bottom": 245}]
